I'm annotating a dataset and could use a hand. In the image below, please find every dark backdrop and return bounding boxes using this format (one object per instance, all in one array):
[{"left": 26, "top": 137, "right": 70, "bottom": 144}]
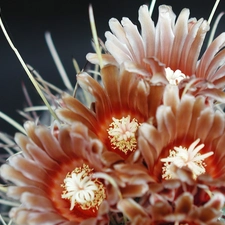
[{"left": 0, "top": 0, "right": 224, "bottom": 135}]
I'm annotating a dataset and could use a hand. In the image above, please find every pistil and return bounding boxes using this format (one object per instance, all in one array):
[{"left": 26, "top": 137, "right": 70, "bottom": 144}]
[
  {"left": 61, "top": 164, "right": 106, "bottom": 212},
  {"left": 165, "top": 67, "right": 187, "bottom": 85},
  {"left": 161, "top": 139, "right": 214, "bottom": 180},
  {"left": 107, "top": 115, "right": 139, "bottom": 154}
]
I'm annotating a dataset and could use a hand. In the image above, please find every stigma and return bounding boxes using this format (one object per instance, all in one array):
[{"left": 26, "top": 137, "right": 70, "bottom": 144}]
[
  {"left": 107, "top": 115, "right": 139, "bottom": 154},
  {"left": 165, "top": 67, "right": 187, "bottom": 85},
  {"left": 61, "top": 164, "right": 106, "bottom": 211},
  {"left": 161, "top": 139, "right": 214, "bottom": 180}
]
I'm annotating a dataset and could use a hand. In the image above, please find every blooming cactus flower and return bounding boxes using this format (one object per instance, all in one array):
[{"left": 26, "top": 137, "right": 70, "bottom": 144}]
[
  {"left": 138, "top": 84, "right": 225, "bottom": 183},
  {"left": 126, "top": 84, "right": 225, "bottom": 224},
  {"left": 56, "top": 64, "right": 165, "bottom": 159},
  {"left": 118, "top": 170, "right": 225, "bottom": 225},
  {"left": 0, "top": 122, "right": 119, "bottom": 225},
  {"left": 87, "top": 4, "right": 225, "bottom": 103},
  {"left": 114, "top": 84, "right": 225, "bottom": 225},
  {"left": 1, "top": 1, "right": 225, "bottom": 225}
]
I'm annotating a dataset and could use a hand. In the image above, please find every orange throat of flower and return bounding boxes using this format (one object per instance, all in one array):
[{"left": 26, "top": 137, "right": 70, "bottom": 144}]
[
  {"left": 160, "top": 139, "right": 214, "bottom": 180},
  {"left": 61, "top": 164, "right": 106, "bottom": 217},
  {"left": 106, "top": 115, "right": 140, "bottom": 159}
]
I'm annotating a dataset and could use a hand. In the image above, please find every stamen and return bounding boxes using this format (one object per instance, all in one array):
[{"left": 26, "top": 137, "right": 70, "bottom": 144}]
[
  {"left": 61, "top": 164, "right": 106, "bottom": 211},
  {"left": 161, "top": 139, "right": 214, "bottom": 180},
  {"left": 165, "top": 67, "right": 187, "bottom": 85},
  {"left": 107, "top": 115, "right": 139, "bottom": 154}
]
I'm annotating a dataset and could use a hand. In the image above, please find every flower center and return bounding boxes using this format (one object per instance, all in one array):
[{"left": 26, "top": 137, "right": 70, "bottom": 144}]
[
  {"left": 165, "top": 67, "right": 187, "bottom": 85},
  {"left": 61, "top": 164, "right": 106, "bottom": 211},
  {"left": 107, "top": 115, "right": 139, "bottom": 154},
  {"left": 161, "top": 139, "right": 214, "bottom": 180}
]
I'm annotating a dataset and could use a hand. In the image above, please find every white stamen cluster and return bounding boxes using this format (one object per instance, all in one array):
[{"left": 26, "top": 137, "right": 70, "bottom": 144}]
[
  {"left": 165, "top": 67, "right": 187, "bottom": 85},
  {"left": 107, "top": 115, "right": 139, "bottom": 154},
  {"left": 161, "top": 139, "right": 214, "bottom": 179},
  {"left": 61, "top": 164, "right": 106, "bottom": 211}
]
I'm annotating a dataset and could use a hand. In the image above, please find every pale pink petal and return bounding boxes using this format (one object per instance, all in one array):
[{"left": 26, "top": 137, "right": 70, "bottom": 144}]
[
  {"left": 196, "top": 33, "right": 225, "bottom": 78},
  {"left": 180, "top": 19, "right": 208, "bottom": 75},
  {"left": 21, "top": 192, "right": 56, "bottom": 212},
  {"left": 155, "top": 5, "right": 175, "bottom": 65},
  {"left": 121, "top": 17, "right": 145, "bottom": 64},
  {"left": 86, "top": 52, "right": 117, "bottom": 66},
  {"left": 8, "top": 155, "right": 51, "bottom": 184},
  {"left": 7, "top": 186, "right": 48, "bottom": 200},
  {"left": 117, "top": 198, "right": 148, "bottom": 220},
  {"left": 194, "top": 107, "right": 214, "bottom": 141},
  {"left": 1, "top": 164, "right": 45, "bottom": 188},
  {"left": 170, "top": 8, "right": 189, "bottom": 69},
  {"left": 34, "top": 126, "right": 68, "bottom": 161},
  {"left": 105, "top": 30, "right": 133, "bottom": 60},
  {"left": 138, "top": 4, "right": 155, "bottom": 57}
]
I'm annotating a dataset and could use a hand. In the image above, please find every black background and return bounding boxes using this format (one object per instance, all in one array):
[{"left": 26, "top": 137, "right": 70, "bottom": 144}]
[{"left": 0, "top": 0, "right": 224, "bottom": 135}]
